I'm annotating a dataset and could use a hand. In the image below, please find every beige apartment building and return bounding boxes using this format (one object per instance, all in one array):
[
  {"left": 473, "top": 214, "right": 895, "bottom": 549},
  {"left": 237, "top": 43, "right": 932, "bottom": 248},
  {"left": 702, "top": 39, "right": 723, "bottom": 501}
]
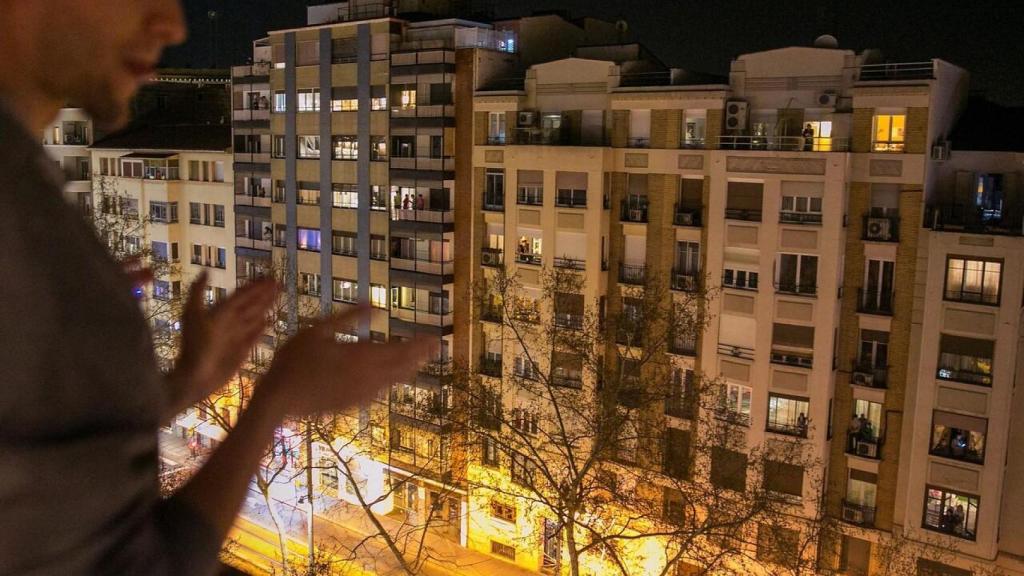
[
  {"left": 463, "top": 38, "right": 1024, "bottom": 575},
  {"left": 42, "top": 106, "right": 96, "bottom": 214},
  {"left": 88, "top": 71, "right": 236, "bottom": 448}
]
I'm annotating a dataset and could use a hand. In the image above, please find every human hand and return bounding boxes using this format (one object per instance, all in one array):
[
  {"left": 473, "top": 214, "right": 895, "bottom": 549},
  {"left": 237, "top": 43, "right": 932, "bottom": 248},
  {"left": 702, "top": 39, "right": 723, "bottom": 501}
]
[
  {"left": 260, "top": 306, "right": 437, "bottom": 416},
  {"left": 164, "top": 272, "right": 278, "bottom": 419}
]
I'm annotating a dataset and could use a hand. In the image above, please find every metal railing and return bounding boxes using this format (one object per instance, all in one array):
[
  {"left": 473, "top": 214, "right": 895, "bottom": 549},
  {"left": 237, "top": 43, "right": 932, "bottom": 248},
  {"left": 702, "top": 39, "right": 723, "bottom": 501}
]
[
  {"left": 554, "top": 256, "right": 585, "bottom": 270},
  {"left": 858, "top": 288, "right": 894, "bottom": 316},
  {"left": 857, "top": 61, "right": 935, "bottom": 82},
  {"left": 391, "top": 208, "right": 454, "bottom": 224},
  {"left": 717, "top": 135, "right": 850, "bottom": 152},
  {"left": 771, "top": 349, "right": 813, "bottom": 368},
  {"left": 669, "top": 336, "right": 697, "bottom": 356},
  {"left": 841, "top": 500, "right": 877, "bottom": 527},
  {"left": 936, "top": 364, "right": 992, "bottom": 387},
  {"left": 718, "top": 342, "right": 754, "bottom": 361},
  {"left": 766, "top": 421, "right": 808, "bottom": 438},
  {"left": 480, "top": 304, "right": 502, "bottom": 323},
  {"left": 673, "top": 205, "right": 701, "bottom": 226},
  {"left": 619, "top": 264, "right": 646, "bottom": 285},
  {"left": 555, "top": 189, "right": 587, "bottom": 208},
  {"left": 924, "top": 204, "right": 1024, "bottom": 237},
  {"left": 671, "top": 270, "right": 700, "bottom": 292},
  {"left": 725, "top": 208, "right": 762, "bottom": 222},
  {"left": 486, "top": 135, "right": 506, "bottom": 145},
  {"left": 481, "top": 247, "right": 504, "bottom": 268},
  {"left": 664, "top": 395, "right": 696, "bottom": 419},
  {"left": 775, "top": 282, "right": 817, "bottom": 297},
  {"left": 780, "top": 211, "right": 823, "bottom": 225},
  {"left": 515, "top": 252, "right": 542, "bottom": 266},
  {"left": 479, "top": 356, "right": 502, "bottom": 377},
  {"left": 553, "top": 312, "right": 583, "bottom": 330},
  {"left": 620, "top": 199, "right": 649, "bottom": 223},
  {"left": 851, "top": 363, "right": 888, "bottom": 389},
  {"left": 483, "top": 192, "right": 504, "bottom": 211}
]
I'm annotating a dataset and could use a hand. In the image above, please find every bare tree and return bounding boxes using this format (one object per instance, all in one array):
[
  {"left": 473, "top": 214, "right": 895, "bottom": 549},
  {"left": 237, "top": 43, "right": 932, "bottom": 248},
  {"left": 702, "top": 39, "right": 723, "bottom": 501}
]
[{"left": 454, "top": 267, "right": 824, "bottom": 576}]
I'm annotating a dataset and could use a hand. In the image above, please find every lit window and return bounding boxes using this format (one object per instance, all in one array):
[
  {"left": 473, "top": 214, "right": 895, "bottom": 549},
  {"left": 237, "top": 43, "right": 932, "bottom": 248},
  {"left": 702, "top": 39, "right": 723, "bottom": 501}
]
[
  {"left": 299, "top": 272, "right": 321, "bottom": 297},
  {"left": 297, "top": 135, "right": 320, "bottom": 159},
  {"left": 332, "top": 136, "right": 358, "bottom": 160},
  {"left": 400, "top": 89, "right": 416, "bottom": 110},
  {"left": 489, "top": 499, "right": 516, "bottom": 523},
  {"left": 297, "top": 227, "right": 321, "bottom": 252},
  {"left": 722, "top": 382, "right": 752, "bottom": 424},
  {"left": 331, "top": 98, "right": 357, "bottom": 112},
  {"left": 273, "top": 91, "right": 286, "bottom": 112},
  {"left": 488, "top": 112, "right": 506, "bottom": 144},
  {"left": 297, "top": 88, "right": 320, "bottom": 112},
  {"left": 872, "top": 114, "right": 906, "bottom": 152},
  {"left": 945, "top": 256, "right": 1001, "bottom": 305},
  {"left": 332, "top": 184, "right": 358, "bottom": 209},
  {"left": 370, "top": 284, "right": 387, "bottom": 309},
  {"left": 332, "top": 278, "right": 357, "bottom": 303},
  {"left": 923, "top": 486, "right": 979, "bottom": 541},
  {"left": 371, "top": 96, "right": 387, "bottom": 111}
]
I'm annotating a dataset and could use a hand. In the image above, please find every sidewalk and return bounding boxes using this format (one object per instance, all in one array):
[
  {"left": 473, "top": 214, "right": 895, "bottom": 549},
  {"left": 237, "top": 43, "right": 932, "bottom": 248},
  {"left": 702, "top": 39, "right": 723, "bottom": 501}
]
[{"left": 158, "top": 431, "right": 538, "bottom": 576}]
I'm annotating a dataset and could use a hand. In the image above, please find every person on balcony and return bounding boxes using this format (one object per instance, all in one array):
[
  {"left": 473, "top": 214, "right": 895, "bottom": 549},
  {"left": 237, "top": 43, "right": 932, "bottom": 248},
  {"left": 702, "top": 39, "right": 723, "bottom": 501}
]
[
  {"left": 0, "top": 2, "right": 434, "bottom": 575},
  {"left": 802, "top": 123, "right": 815, "bottom": 151}
]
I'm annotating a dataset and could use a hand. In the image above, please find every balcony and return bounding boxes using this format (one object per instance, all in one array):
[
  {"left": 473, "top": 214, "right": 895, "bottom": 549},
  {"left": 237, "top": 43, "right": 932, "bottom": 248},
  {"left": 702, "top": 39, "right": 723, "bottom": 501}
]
[
  {"left": 766, "top": 421, "right": 808, "bottom": 439},
  {"left": 725, "top": 208, "right": 763, "bottom": 222},
  {"left": 619, "top": 264, "right": 646, "bottom": 286},
  {"left": 847, "top": 434, "right": 883, "bottom": 459},
  {"left": 858, "top": 288, "right": 894, "bottom": 316},
  {"left": 553, "top": 312, "right": 583, "bottom": 330},
  {"left": 771, "top": 349, "right": 813, "bottom": 368},
  {"left": 841, "top": 500, "right": 877, "bottom": 527},
  {"left": 665, "top": 395, "right": 696, "bottom": 419},
  {"left": 481, "top": 247, "right": 504, "bottom": 268},
  {"left": 232, "top": 62, "right": 271, "bottom": 80},
  {"left": 851, "top": 363, "right": 888, "bottom": 389},
  {"left": 718, "top": 342, "right": 754, "bottom": 361},
  {"left": 552, "top": 373, "right": 583, "bottom": 389},
  {"left": 480, "top": 304, "right": 502, "bottom": 323},
  {"left": 234, "top": 151, "right": 271, "bottom": 165},
  {"left": 420, "top": 359, "right": 453, "bottom": 377},
  {"left": 780, "top": 211, "right": 823, "bottom": 225},
  {"left": 673, "top": 205, "right": 701, "bottom": 227},
  {"left": 390, "top": 306, "right": 453, "bottom": 327},
  {"left": 483, "top": 192, "right": 504, "bottom": 212},
  {"left": 669, "top": 335, "right": 697, "bottom": 356},
  {"left": 924, "top": 204, "right": 1024, "bottom": 237},
  {"left": 553, "top": 256, "right": 585, "bottom": 271},
  {"left": 555, "top": 189, "right": 587, "bottom": 208},
  {"left": 620, "top": 199, "right": 649, "bottom": 223},
  {"left": 232, "top": 108, "right": 271, "bottom": 122},
  {"left": 389, "top": 256, "right": 454, "bottom": 276},
  {"left": 863, "top": 214, "right": 900, "bottom": 242},
  {"left": 626, "top": 137, "right": 650, "bottom": 148},
  {"left": 671, "top": 270, "right": 700, "bottom": 292},
  {"left": 391, "top": 208, "right": 454, "bottom": 224},
  {"left": 479, "top": 355, "right": 502, "bottom": 378},
  {"left": 775, "top": 282, "right": 817, "bottom": 297},
  {"left": 486, "top": 135, "right": 506, "bottom": 145},
  {"left": 235, "top": 232, "right": 273, "bottom": 252},
  {"left": 515, "top": 250, "right": 542, "bottom": 266},
  {"left": 717, "top": 135, "right": 850, "bottom": 152},
  {"left": 936, "top": 364, "right": 992, "bottom": 387},
  {"left": 390, "top": 396, "right": 447, "bottom": 423},
  {"left": 510, "top": 127, "right": 608, "bottom": 147}
]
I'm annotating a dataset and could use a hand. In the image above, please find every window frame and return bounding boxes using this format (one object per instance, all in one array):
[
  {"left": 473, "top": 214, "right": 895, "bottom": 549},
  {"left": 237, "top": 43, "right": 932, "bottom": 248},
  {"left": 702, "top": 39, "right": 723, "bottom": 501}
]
[{"left": 943, "top": 256, "right": 1002, "bottom": 306}]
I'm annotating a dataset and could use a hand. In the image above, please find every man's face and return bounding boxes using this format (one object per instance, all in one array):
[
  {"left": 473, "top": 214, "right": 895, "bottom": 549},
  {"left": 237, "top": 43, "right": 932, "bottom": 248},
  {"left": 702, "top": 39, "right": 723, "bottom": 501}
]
[{"left": 35, "top": 0, "right": 186, "bottom": 128}]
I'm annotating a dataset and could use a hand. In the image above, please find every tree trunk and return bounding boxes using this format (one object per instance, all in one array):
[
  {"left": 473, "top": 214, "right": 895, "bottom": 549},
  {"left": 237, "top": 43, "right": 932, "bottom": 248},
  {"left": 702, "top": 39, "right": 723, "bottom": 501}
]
[{"left": 261, "top": 486, "right": 290, "bottom": 573}]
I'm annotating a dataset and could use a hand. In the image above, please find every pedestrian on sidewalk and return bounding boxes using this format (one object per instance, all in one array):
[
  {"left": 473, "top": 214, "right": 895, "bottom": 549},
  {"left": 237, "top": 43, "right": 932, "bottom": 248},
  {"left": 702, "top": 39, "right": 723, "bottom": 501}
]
[{"left": 0, "top": 3, "right": 435, "bottom": 574}]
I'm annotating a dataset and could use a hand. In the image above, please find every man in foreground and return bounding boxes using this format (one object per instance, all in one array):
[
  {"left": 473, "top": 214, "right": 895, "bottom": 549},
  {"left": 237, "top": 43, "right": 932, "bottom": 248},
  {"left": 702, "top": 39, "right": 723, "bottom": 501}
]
[{"left": 0, "top": 1, "right": 431, "bottom": 574}]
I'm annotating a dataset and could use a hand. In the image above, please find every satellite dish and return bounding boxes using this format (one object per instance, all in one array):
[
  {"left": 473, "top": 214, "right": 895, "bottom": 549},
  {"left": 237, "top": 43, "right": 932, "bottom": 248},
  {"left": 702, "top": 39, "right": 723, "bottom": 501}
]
[{"left": 814, "top": 34, "right": 839, "bottom": 49}]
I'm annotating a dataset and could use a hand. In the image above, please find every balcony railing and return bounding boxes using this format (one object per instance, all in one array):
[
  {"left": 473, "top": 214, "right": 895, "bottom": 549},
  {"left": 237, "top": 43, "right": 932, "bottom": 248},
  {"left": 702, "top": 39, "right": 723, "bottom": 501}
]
[
  {"left": 851, "top": 363, "right": 888, "bottom": 389},
  {"left": 863, "top": 214, "right": 900, "bottom": 242},
  {"left": 775, "top": 282, "right": 817, "bottom": 297},
  {"left": 937, "top": 364, "right": 992, "bottom": 387},
  {"left": 390, "top": 306, "right": 454, "bottom": 328},
  {"left": 857, "top": 61, "right": 935, "bottom": 82},
  {"left": 483, "top": 192, "right": 504, "bottom": 212},
  {"left": 718, "top": 342, "right": 754, "bottom": 361},
  {"left": 553, "top": 312, "right": 583, "bottom": 330},
  {"left": 847, "top": 434, "right": 883, "bottom": 459},
  {"left": 481, "top": 247, "right": 504, "bottom": 268},
  {"left": 715, "top": 408, "right": 751, "bottom": 427},
  {"left": 766, "top": 421, "right": 808, "bottom": 438},
  {"left": 673, "top": 205, "right": 701, "bottom": 227},
  {"left": 553, "top": 256, "right": 585, "bottom": 270},
  {"left": 480, "top": 304, "right": 502, "bottom": 323},
  {"left": 841, "top": 500, "right": 877, "bottom": 527},
  {"left": 510, "top": 127, "right": 609, "bottom": 147},
  {"left": 515, "top": 252, "right": 542, "bottom": 266},
  {"left": 516, "top": 189, "right": 543, "bottom": 206},
  {"left": 665, "top": 395, "right": 696, "bottom": 419},
  {"left": 389, "top": 257, "right": 454, "bottom": 276},
  {"left": 717, "top": 135, "right": 850, "bottom": 152},
  {"left": 479, "top": 356, "right": 502, "bottom": 377},
  {"left": 725, "top": 208, "right": 762, "bottom": 222},
  {"left": 619, "top": 264, "right": 646, "bottom": 285},
  {"left": 626, "top": 137, "right": 650, "bottom": 148},
  {"left": 620, "top": 199, "right": 649, "bottom": 223},
  {"left": 858, "top": 288, "right": 894, "bottom": 316},
  {"left": 671, "top": 270, "right": 700, "bottom": 292},
  {"left": 669, "top": 336, "right": 697, "bottom": 356},
  {"left": 780, "top": 211, "right": 823, "bottom": 225},
  {"left": 924, "top": 204, "right": 1024, "bottom": 237},
  {"left": 392, "top": 208, "right": 454, "bottom": 224},
  {"left": 771, "top": 349, "right": 813, "bottom": 368},
  {"left": 486, "top": 135, "right": 507, "bottom": 145},
  {"left": 555, "top": 189, "right": 587, "bottom": 208}
]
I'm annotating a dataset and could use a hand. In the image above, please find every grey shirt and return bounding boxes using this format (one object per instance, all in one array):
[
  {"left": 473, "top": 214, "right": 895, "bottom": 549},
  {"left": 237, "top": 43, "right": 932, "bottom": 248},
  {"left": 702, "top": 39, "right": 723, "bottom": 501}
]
[{"left": 0, "top": 103, "right": 218, "bottom": 575}]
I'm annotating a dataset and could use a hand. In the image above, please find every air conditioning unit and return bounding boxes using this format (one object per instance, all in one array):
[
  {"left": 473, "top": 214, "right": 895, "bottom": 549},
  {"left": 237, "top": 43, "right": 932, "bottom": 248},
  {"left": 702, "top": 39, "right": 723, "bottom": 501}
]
[
  {"left": 931, "top": 141, "right": 950, "bottom": 161},
  {"left": 817, "top": 91, "right": 838, "bottom": 107},
  {"left": 724, "top": 100, "right": 748, "bottom": 131},
  {"left": 852, "top": 371, "right": 874, "bottom": 387},
  {"left": 517, "top": 110, "right": 538, "bottom": 127},
  {"left": 856, "top": 442, "right": 878, "bottom": 458},
  {"left": 865, "top": 217, "right": 893, "bottom": 241},
  {"left": 482, "top": 250, "right": 503, "bottom": 266}
]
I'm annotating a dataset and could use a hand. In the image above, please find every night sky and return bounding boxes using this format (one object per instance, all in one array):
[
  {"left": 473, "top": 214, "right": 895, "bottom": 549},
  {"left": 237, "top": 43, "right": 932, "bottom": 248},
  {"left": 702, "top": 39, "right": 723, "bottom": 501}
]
[{"left": 165, "top": 0, "right": 1024, "bottom": 105}]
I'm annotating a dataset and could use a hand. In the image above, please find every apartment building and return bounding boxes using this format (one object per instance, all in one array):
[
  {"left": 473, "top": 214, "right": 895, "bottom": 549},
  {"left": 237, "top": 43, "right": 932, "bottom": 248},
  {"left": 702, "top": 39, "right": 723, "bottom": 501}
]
[
  {"left": 463, "top": 38, "right": 1024, "bottom": 575},
  {"left": 42, "top": 106, "right": 96, "bottom": 214},
  {"left": 255, "top": 0, "right": 629, "bottom": 546},
  {"left": 89, "top": 71, "right": 236, "bottom": 449}
]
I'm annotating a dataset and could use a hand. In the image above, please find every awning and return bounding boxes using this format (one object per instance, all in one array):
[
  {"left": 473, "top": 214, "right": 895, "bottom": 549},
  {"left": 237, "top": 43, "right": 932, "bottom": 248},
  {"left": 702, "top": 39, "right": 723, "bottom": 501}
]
[{"left": 120, "top": 151, "right": 179, "bottom": 159}]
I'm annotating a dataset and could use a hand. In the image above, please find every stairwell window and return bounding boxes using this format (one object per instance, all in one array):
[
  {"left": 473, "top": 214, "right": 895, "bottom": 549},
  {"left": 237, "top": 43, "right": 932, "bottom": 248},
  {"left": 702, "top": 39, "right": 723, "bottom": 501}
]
[{"left": 872, "top": 113, "right": 906, "bottom": 152}]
